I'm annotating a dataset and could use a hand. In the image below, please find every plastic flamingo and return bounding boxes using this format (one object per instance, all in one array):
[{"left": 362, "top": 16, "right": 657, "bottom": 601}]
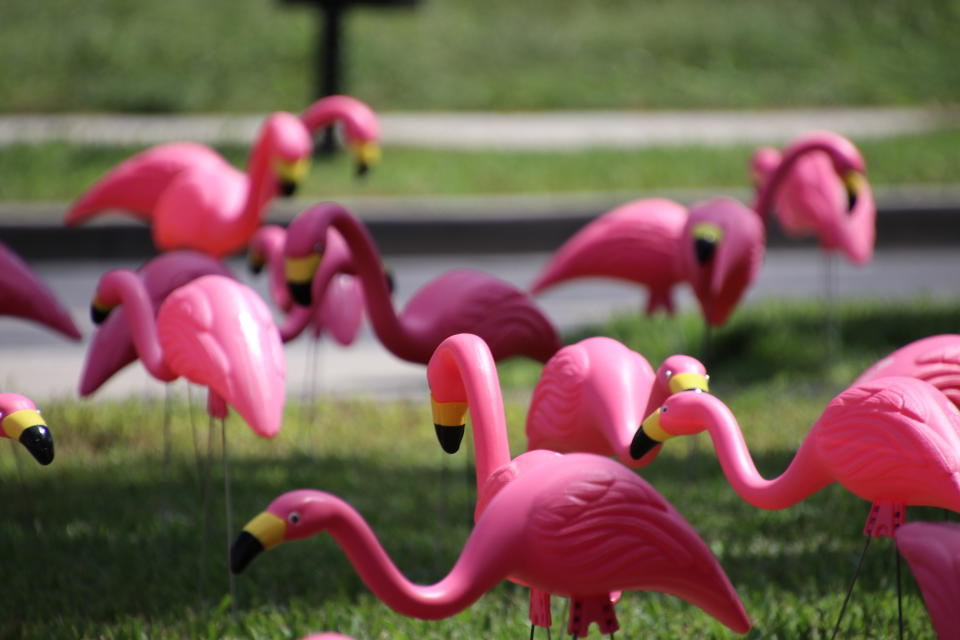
[
  {"left": 79, "top": 251, "right": 233, "bottom": 396},
  {"left": 895, "top": 522, "right": 960, "bottom": 639},
  {"left": 752, "top": 131, "right": 875, "bottom": 264},
  {"left": 0, "top": 242, "right": 80, "bottom": 340},
  {"left": 90, "top": 272, "right": 285, "bottom": 437},
  {"left": 631, "top": 377, "right": 960, "bottom": 537},
  {"left": 233, "top": 334, "right": 751, "bottom": 637},
  {"left": 283, "top": 203, "right": 561, "bottom": 363},
  {"left": 522, "top": 336, "right": 708, "bottom": 467},
  {"left": 249, "top": 224, "right": 364, "bottom": 345},
  {"left": 530, "top": 197, "right": 765, "bottom": 327},
  {"left": 64, "top": 96, "right": 380, "bottom": 258},
  {"left": 852, "top": 334, "right": 960, "bottom": 409},
  {"left": 300, "top": 94, "right": 381, "bottom": 176},
  {"left": 0, "top": 393, "right": 54, "bottom": 465}
]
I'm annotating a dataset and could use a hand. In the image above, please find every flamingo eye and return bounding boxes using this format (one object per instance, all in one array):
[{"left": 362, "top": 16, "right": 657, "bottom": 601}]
[
  {"left": 288, "top": 511, "right": 301, "bottom": 525},
  {"left": 664, "top": 369, "right": 673, "bottom": 379}
]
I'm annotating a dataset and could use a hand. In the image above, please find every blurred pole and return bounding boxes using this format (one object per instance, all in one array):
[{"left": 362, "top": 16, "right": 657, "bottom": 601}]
[{"left": 317, "top": 0, "right": 344, "bottom": 154}]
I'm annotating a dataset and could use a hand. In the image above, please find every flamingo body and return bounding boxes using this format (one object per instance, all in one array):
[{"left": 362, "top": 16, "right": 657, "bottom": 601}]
[
  {"left": 853, "top": 334, "right": 960, "bottom": 408},
  {"left": 0, "top": 242, "right": 80, "bottom": 340},
  {"left": 895, "top": 521, "right": 960, "bottom": 639}
]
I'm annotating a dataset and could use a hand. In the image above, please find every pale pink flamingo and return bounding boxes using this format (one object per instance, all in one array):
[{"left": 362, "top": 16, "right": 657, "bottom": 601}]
[
  {"left": 79, "top": 251, "right": 233, "bottom": 397},
  {"left": 233, "top": 334, "right": 751, "bottom": 637},
  {"left": 283, "top": 203, "right": 561, "bottom": 364},
  {"left": 0, "top": 242, "right": 80, "bottom": 340},
  {"left": 522, "top": 336, "right": 707, "bottom": 468},
  {"left": 0, "top": 393, "right": 54, "bottom": 465},
  {"left": 530, "top": 197, "right": 765, "bottom": 327},
  {"left": 248, "top": 224, "right": 364, "bottom": 346},
  {"left": 895, "top": 521, "right": 960, "bottom": 639},
  {"left": 751, "top": 131, "right": 875, "bottom": 265},
  {"left": 91, "top": 272, "right": 285, "bottom": 437},
  {"left": 852, "top": 334, "right": 960, "bottom": 409},
  {"left": 64, "top": 96, "right": 380, "bottom": 258}
]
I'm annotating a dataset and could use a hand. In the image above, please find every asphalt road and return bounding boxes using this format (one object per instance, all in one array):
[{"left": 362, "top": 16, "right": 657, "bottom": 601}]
[{"left": 1, "top": 246, "right": 957, "bottom": 403}]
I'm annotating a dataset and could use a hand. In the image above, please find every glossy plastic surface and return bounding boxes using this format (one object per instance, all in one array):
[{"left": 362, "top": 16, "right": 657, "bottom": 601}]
[
  {"left": 0, "top": 241, "right": 80, "bottom": 340},
  {"left": 896, "top": 521, "right": 960, "bottom": 640},
  {"left": 853, "top": 334, "right": 960, "bottom": 408}
]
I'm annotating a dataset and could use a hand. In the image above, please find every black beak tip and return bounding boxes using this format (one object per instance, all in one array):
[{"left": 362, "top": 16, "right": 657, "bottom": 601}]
[
  {"left": 694, "top": 238, "right": 716, "bottom": 265},
  {"left": 20, "top": 425, "right": 54, "bottom": 465},
  {"left": 288, "top": 281, "right": 313, "bottom": 307},
  {"left": 434, "top": 423, "right": 465, "bottom": 454},
  {"left": 846, "top": 190, "right": 858, "bottom": 212},
  {"left": 384, "top": 268, "right": 396, "bottom": 296},
  {"left": 90, "top": 305, "right": 110, "bottom": 325},
  {"left": 248, "top": 260, "right": 264, "bottom": 276},
  {"left": 356, "top": 162, "right": 370, "bottom": 178},
  {"left": 629, "top": 428, "right": 660, "bottom": 461},
  {"left": 230, "top": 531, "right": 264, "bottom": 574},
  {"left": 279, "top": 180, "right": 297, "bottom": 197}
]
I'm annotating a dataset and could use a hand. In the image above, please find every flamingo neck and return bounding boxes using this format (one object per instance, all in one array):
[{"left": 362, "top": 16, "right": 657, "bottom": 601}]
[
  {"left": 428, "top": 335, "right": 513, "bottom": 488},
  {"left": 278, "top": 305, "right": 313, "bottom": 343},
  {"left": 240, "top": 125, "right": 280, "bottom": 238},
  {"left": 96, "top": 270, "right": 176, "bottom": 382},
  {"left": 301, "top": 95, "right": 378, "bottom": 140},
  {"left": 254, "top": 228, "right": 292, "bottom": 310},
  {"left": 753, "top": 140, "right": 850, "bottom": 226}
]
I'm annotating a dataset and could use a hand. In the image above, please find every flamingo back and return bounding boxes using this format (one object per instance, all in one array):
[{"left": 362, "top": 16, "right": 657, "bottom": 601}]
[
  {"left": 157, "top": 275, "right": 285, "bottom": 437},
  {"left": 0, "top": 242, "right": 80, "bottom": 339},
  {"left": 895, "top": 521, "right": 960, "bottom": 639},
  {"left": 814, "top": 377, "right": 960, "bottom": 510},
  {"left": 853, "top": 335, "right": 960, "bottom": 408}
]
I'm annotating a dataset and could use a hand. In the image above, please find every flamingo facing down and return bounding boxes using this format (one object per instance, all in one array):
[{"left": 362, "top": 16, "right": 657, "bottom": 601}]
[
  {"left": 631, "top": 377, "right": 960, "bottom": 537},
  {"left": 530, "top": 197, "right": 765, "bottom": 327},
  {"left": 248, "top": 225, "right": 364, "bottom": 345},
  {"left": 752, "top": 131, "right": 875, "bottom": 265},
  {"left": 283, "top": 203, "right": 561, "bottom": 364},
  {"left": 0, "top": 393, "right": 54, "bottom": 465},
  {"left": 234, "top": 334, "right": 751, "bottom": 637},
  {"left": 65, "top": 96, "right": 379, "bottom": 258},
  {"left": 895, "top": 522, "right": 960, "bottom": 639},
  {"left": 79, "top": 252, "right": 233, "bottom": 396},
  {"left": 852, "top": 334, "right": 960, "bottom": 409},
  {"left": 523, "top": 337, "right": 708, "bottom": 468},
  {"left": 91, "top": 272, "right": 285, "bottom": 437},
  {"left": 0, "top": 242, "right": 80, "bottom": 340},
  {"left": 301, "top": 95, "right": 381, "bottom": 176}
]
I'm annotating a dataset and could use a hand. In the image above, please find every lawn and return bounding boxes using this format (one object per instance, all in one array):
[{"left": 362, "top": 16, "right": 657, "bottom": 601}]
[
  {"left": 2, "top": 1, "right": 958, "bottom": 113},
  {"left": 3, "top": 297, "right": 958, "bottom": 639}
]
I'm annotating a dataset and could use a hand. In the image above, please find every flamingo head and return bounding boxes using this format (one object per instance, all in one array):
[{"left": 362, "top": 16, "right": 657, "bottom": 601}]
[
  {"left": 681, "top": 198, "right": 765, "bottom": 327},
  {"left": 263, "top": 112, "right": 313, "bottom": 198},
  {"left": 656, "top": 354, "right": 709, "bottom": 395},
  {"left": 431, "top": 393, "right": 468, "bottom": 453},
  {"left": 0, "top": 394, "right": 54, "bottom": 465},
  {"left": 247, "top": 225, "right": 286, "bottom": 276},
  {"left": 231, "top": 489, "right": 339, "bottom": 574},
  {"left": 787, "top": 131, "right": 868, "bottom": 212},
  {"left": 90, "top": 269, "right": 138, "bottom": 325},
  {"left": 284, "top": 205, "right": 348, "bottom": 306},
  {"left": 630, "top": 389, "right": 721, "bottom": 460},
  {"left": 750, "top": 147, "right": 781, "bottom": 190},
  {"left": 301, "top": 95, "right": 381, "bottom": 177}
]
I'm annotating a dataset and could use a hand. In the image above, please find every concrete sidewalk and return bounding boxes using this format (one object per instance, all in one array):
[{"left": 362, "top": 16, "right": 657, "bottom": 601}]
[{"left": 1, "top": 106, "right": 958, "bottom": 150}]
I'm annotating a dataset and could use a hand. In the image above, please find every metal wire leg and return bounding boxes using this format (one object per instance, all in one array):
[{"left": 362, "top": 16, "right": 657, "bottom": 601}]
[{"left": 830, "top": 536, "right": 872, "bottom": 640}]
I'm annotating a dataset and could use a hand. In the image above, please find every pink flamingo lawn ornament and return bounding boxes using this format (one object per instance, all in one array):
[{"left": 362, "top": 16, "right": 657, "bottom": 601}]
[
  {"left": 852, "top": 334, "right": 960, "bottom": 408},
  {"left": 751, "top": 131, "right": 875, "bottom": 265},
  {"left": 518, "top": 336, "right": 708, "bottom": 467},
  {"left": 64, "top": 95, "right": 380, "bottom": 258},
  {"left": 248, "top": 224, "right": 364, "bottom": 346},
  {"left": 0, "top": 393, "right": 54, "bottom": 465},
  {"left": 0, "top": 242, "right": 80, "bottom": 340},
  {"left": 232, "top": 334, "right": 751, "bottom": 638},
  {"left": 530, "top": 197, "right": 764, "bottom": 328},
  {"left": 895, "top": 522, "right": 960, "bottom": 640},
  {"left": 283, "top": 203, "right": 561, "bottom": 364}
]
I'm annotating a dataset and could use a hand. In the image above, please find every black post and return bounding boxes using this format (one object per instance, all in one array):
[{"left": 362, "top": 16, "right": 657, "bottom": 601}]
[{"left": 318, "top": 0, "right": 344, "bottom": 154}]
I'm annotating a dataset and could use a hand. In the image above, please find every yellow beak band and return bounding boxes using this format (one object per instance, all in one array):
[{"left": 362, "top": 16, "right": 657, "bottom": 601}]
[
  {"left": 669, "top": 373, "right": 709, "bottom": 394},
  {"left": 352, "top": 142, "right": 381, "bottom": 169},
  {"left": 842, "top": 171, "right": 864, "bottom": 196},
  {"left": 2, "top": 409, "right": 46, "bottom": 441},
  {"left": 641, "top": 409, "right": 675, "bottom": 444},
  {"left": 92, "top": 297, "right": 114, "bottom": 314},
  {"left": 242, "top": 512, "right": 286, "bottom": 551},
  {"left": 275, "top": 157, "right": 310, "bottom": 184},
  {"left": 692, "top": 222, "right": 724, "bottom": 244},
  {"left": 431, "top": 395, "right": 468, "bottom": 428},
  {"left": 285, "top": 253, "right": 323, "bottom": 285}
]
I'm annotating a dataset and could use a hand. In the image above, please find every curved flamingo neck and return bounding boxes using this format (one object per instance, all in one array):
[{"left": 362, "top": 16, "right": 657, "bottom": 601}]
[
  {"left": 666, "top": 392, "right": 832, "bottom": 509},
  {"left": 240, "top": 118, "right": 283, "bottom": 238},
  {"left": 428, "top": 335, "right": 513, "bottom": 488},
  {"left": 314, "top": 493, "right": 505, "bottom": 619},
  {"left": 96, "top": 270, "right": 175, "bottom": 381},
  {"left": 278, "top": 305, "right": 313, "bottom": 342},
  {"left": 301, "top": 95, "right": 379, "bottom": 141}
]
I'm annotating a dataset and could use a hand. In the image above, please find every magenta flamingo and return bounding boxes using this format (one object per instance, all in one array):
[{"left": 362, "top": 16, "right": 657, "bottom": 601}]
[
  {"left": 0, "top": 393, "right": 54, "bottom": 465},
  {"left": 631, "top": 377, "right": 960, "bottom": 537},
  {"left": 91, "top": 271, "right": 285, "bottom": 437},
  {"left": 895, "top": 521, "right": 960, "bottom": 639},
  {"left": 530, "top": 197, "right": 765, "bottom": 327},
  {"left": 249, "top": 224, "right": 364, "bottom": 345},
  {"left": 752, "top": 131, "right": 875, "bottom": 265},
  {"left": 283, "top": 203, "right": 561, "bottom": 363},
  {"left": 523, "top": 336, "right": 707, "bottom": 468},
  {"left": 233, "top": 334, "right": 751, "bottom": 637},
  {"left": 64, "top": 96, "right": 380, "bottom": 258},
  {"left": 852, "top": 334, "right": 960, "bottom": 408},
  {"left": 79, "top": 251, "right": 233, "bottom": 397},
  {"left": 0, "top": 242, "right": 80, "bottom": 340}
]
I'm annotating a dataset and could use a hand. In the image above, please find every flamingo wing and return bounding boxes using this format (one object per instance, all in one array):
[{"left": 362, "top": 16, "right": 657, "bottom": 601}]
[
  {"left": 315, "top": 274, "right": 365, "bottom": 345},
  {"left": 896, "top": 522, "right": 960, "bottom": 639},
  {"left": 65, "top": 142, "right": 225, "bottom": 226},
  {"left": 854, "top": 335, "right": 960, "bottom": 408},
  {"left": 526, "top": 342, "right": 591, "bottom": 450},
  {"left": 0, "top": 242, "right": 80, "bottom": 339}
]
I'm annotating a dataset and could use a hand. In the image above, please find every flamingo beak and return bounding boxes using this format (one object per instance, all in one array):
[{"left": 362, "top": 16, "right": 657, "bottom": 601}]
[
  {"left": 352, "top": 142, "right": 381, "bottom": 178},
  {"left": 3, "top": 409, "right": 54, "bottom": 465},
  {"left": 248, "top": 251, "right": 265, "bottom": 275},
  {"left": 692, "top": 222, "right": 724, "bottom": 267},
  {"left": 285, "top": 253, "right": 323, "bottom": 306},
  {"left": 90, "top": 296, "right": 115, "bottom": 325},
  {"left": 668, "top": 373, "right": 709, "bottom": 394},
  {"left": 842, "top": 171, "right": 864, "bottom": 212},
  {"left": 629, "top": 408, "right": 675, "bottom": 460},
  {"left": 431, "top": 395, "right": 468, "bottom": 454},
  {"left": 231, "top": 511, "right": 286, "bottom": 574},
  {"left": 276, "top": 157, "right": 311, "bottom": 197}
]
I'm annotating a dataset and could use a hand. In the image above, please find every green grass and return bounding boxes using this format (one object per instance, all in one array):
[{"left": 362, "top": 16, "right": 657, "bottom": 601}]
[
  {"left": 2, "top": 0, "right": 959, "bottom": 112},
  {"left": 3, "top": 298, "right": 959, "bottom": 638},
  {"left": 2, "top": 128, "right": 959, "bottom": 204}
]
